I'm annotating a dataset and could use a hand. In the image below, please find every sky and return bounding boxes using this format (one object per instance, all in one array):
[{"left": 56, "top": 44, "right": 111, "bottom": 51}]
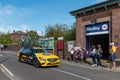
[{"left": 0, "top": 0, "right": 107, "bottom": 35}]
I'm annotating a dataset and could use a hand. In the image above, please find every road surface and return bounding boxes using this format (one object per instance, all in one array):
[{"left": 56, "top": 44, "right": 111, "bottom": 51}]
[{"left": 0, "top": 51, "right": 120, "bottom": 80}]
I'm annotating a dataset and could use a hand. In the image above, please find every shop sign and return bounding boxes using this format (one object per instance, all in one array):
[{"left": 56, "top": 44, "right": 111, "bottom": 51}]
[
  {"left": 67, "top": 41, "right": 75, "bottom": 52},
  {"left": 85, "top": 22, "right": 109, "bottom": 35}
]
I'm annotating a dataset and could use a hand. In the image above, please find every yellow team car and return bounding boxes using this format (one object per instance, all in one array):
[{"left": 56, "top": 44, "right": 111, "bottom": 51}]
[{"left": 17, "top": 47, "right": 60, "bottom": 68}]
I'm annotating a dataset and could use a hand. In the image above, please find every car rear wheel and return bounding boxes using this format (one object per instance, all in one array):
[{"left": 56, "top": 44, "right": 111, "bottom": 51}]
[
  {"left": 18, "top": 55, "right": 23, "bottom": 62},
  {"left": 33, "top": 59, "right": 41, "bottom": 68}
]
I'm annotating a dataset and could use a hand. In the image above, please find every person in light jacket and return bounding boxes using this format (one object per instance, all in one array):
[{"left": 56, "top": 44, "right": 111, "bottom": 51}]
[
  {"left": 91, "top": 45, "right": 97, "bottom": 67},
  {"left": 70, "top": 48, "right": 74, "bottom": 61}
]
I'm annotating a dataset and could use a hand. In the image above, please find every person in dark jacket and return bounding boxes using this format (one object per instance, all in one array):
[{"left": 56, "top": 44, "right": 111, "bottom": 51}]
[{"left": 96, "top": 44, "right": 103, "bottom": 66}]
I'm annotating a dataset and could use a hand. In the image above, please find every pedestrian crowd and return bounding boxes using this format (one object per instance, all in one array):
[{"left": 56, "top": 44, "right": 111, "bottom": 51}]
[
  {"left": 70, "top": 47, "right": 89, "bottom": 64},
  {"left": 70, "top": 42, "right": 118, "bottom": 69},
  {"left": 0, "top": 44, "right": 7, "bottom": 51}
]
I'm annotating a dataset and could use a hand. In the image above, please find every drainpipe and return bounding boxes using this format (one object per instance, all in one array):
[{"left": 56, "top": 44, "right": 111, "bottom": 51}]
[{"left": 110, "top": 11, "right": 112, "bottom": 43}]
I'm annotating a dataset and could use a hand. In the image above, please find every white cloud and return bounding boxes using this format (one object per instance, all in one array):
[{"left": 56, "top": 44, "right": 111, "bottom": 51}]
[
  {"left": 0, "top": 5, "right": 16, "bottom": 16},
  {"left": 0, "top": 24, "right": 29, "bottom": 33},
  {"left": 0, "top": 22, "right": 41, "bottom": 36},
  {"left": 0, "top": 3, "right": 30, "bottom": 33},
  {"left": 0, "top": 25, "right": 7, "bottom": 33},
  {"left": 18, "top": 24, "right": 30, "bottom": 32}
]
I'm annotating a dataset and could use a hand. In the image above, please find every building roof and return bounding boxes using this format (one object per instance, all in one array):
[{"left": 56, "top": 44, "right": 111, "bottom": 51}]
[
  {"left": 70, "top": 0, "right": 120, "bottom": 16},
  {"left": 11, "top": 31, "right": 26, "bottom": 35}
]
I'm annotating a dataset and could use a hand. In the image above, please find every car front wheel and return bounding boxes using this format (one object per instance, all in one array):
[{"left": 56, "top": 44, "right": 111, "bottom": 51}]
[{"left": 33, "top": 59, "right": 41, "bottom": 68}]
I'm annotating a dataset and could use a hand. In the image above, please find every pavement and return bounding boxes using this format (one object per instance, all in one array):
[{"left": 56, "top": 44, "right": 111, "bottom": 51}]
[{"left": 61, "top": 58, "right": 120, "bottom": 72}]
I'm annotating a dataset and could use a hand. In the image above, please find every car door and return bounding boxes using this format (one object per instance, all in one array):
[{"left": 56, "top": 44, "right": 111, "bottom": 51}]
[{"left": 21, "top": 47, "right": 32, "bottom": 60}]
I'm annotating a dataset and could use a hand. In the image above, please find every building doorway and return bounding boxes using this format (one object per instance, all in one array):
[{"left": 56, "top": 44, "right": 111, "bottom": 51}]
[{"left": 86, "top": 34, "right": 109, "bottom": 58}]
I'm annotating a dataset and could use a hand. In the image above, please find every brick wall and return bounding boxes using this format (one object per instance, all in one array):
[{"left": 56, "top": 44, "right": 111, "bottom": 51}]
[
  {"left": 7, "top": 44, "right": 21, "bottom": 52},
  {"left": 7, "top": 43, "right": 72, "bottom": 60},
  {"left": 81, "top": 11, "right": 111, "bottom": 22},
  {"left": 76, "top": 11, "right": 112, "bottom": 49},
  {"left": 76, "top": 8, "right": 120, "bottom": 57},
  {"left": 112, "top": 8, "right": 120, "bottom": 58},
  {"left": 76, "top": 11, "right": 111, "bottom": 48},
  {"left": 76, "top": 18, "right": 86, "bottom": 48},
  {"left": 75, "top": 8, "right": 120, "bottom": 58}
]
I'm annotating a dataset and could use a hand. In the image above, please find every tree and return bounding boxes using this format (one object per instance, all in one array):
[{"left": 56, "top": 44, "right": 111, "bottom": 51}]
[
  {"left": 26, "top": 30, "right": 39, "bottom": 40},
  {"left": 65, "top": 23, "right": 76, "bottom": 41},
  {"left": 44, "top": 23, "right": 76, "bottom": 41},
  {"left": 45, "top": 24, "right": 69, "bottom": 40},
  {"left": 0, "top": 32, "right": 12, "bottom": 44},
  {"left": 26, "top": 30, "right": 39, "bottom": 45}
]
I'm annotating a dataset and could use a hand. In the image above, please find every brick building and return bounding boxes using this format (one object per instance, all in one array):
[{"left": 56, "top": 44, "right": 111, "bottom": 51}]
[
  {"left": 10, "top": 31, "right": 26, "bottom": 43},
  {"left": 70, "top": 0, "right": 120, "bottom": 58}
]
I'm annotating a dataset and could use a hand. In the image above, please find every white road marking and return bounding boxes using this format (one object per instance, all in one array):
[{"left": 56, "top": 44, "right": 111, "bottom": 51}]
[
  {"left": 51, "top": 68, "right": 91, "bottom": 80},
  {"left": 0, "top": 54, "right": 3, "bottom": 57},
  {"left": 0, "top": 64, "right": 14, "bottom": 77}
]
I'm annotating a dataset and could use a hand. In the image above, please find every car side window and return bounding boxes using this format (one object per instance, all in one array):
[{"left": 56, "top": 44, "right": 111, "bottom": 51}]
[{"left": 20, "top": 47, "right": 33, "bottom": 55}]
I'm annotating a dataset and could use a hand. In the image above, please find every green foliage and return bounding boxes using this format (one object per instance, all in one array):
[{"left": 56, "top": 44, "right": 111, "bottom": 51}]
[
  {"left": 44, "top": 23, "right": 76, "bottom": 41},
  {"left": 19, "top": 34, "right": 32, "bottom": 46},
  {"left": 25, "top": 30, "right": 39, "bottom": 46},
  {"left": 0, "top": 32, "right": 12, "bottom": 44},
  {"left": 65, "top": 23, "right": 76, "bottom": 41},
  {"left": 26, "top": 30, "right": 39, "bottom": 40}
]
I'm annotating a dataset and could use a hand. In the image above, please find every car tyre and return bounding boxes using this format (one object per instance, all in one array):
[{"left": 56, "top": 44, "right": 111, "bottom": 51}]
[
  {"left": 18, "top": 55, "right": 23, "bottom": 62},
  {"left": 33, "top": 59, "right": 41, "bottom": 68}
]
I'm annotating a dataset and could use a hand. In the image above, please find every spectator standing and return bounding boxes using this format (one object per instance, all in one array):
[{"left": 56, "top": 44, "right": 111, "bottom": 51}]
[
  {"left": 70, "top": 48, "right": 74, "bottom": 61},
  {"left": 109, "top": 42, "right": 117, "bottom": 69},
  {"left": 80, "top": 49, "right": 84, "bottom": 63},
  {"left": 76, "top": 49, "right": 81, "bottom": 63},
  {"left": 0, "top": 44, "right": 4, "bottom": 51},
  {"left": 97, "top": 44, "right": 103, "bottom": 66},
  {"left": 4, "top": 44, "right": 7, "bottom": 51},
  {"left": 91, "top": 45, "right": 97, "bottom": 67},
  {"left": 83, "top": 48, "right": 88, "bottom": 64}
]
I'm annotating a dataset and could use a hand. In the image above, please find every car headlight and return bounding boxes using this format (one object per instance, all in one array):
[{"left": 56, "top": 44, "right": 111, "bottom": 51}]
[{"left": 39, "top": 57, "right": 46, "bottom": 61}]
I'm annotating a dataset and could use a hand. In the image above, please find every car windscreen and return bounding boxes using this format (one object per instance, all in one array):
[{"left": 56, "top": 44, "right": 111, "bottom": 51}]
[{"left": 34, "top": 48, "right": 50, "bottom": 55}]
